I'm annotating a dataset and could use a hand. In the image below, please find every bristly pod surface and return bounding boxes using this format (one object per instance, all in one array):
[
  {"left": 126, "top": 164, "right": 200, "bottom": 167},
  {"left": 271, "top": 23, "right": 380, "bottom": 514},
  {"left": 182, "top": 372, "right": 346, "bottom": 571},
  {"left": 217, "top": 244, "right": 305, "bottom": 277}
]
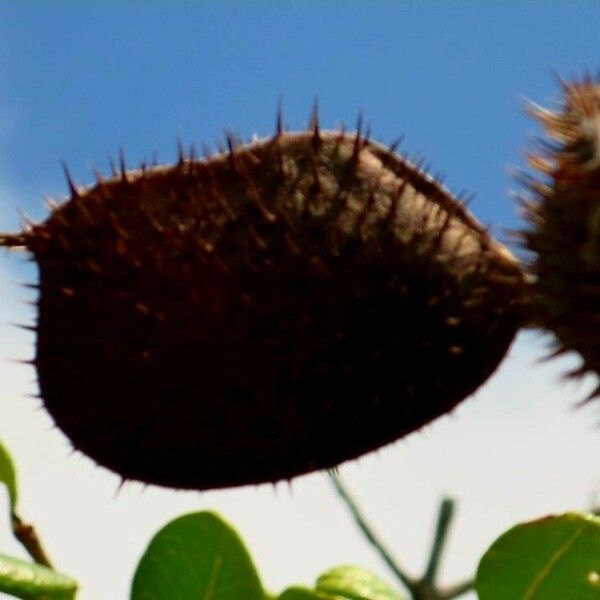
[
  {"left": 1, "top": 115, "right": 525, "bottom": 490},
  {"left": 520, "top": 77, "right": 600, "bottom": 397}
]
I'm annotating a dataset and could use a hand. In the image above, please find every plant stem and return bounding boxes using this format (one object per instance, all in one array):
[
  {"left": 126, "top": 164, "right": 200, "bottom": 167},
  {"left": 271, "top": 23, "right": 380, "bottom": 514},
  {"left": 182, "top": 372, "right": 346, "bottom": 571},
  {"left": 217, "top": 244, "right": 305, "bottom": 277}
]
[
  {"left": 329, "top": 472, "right": 474, "bottom": 600},
  {"left": 328, "top": 471, "right": 416, "bottom": 592},
  {"left": 11, "top": 511, "right": 54, "bottom": 569},
  {"left": 422, "top": 497, "right": 454, "bottom": 586},
  {"left": 0, "top": 233, "right": 27, "bottom": 248},
  {"left": 438, "top": 578, "right": 474, "bottom": 599}
]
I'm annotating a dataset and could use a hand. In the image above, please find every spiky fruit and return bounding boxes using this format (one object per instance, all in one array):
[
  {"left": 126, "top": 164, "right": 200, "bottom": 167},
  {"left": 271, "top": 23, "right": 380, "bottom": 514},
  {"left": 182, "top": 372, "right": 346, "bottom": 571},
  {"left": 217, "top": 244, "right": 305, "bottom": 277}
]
[
  {"left": 1, "top": 120, "right": 525, "bottom": 490},
  {"left": 521, "top": 77, "right": 600, "bottom": 394}
]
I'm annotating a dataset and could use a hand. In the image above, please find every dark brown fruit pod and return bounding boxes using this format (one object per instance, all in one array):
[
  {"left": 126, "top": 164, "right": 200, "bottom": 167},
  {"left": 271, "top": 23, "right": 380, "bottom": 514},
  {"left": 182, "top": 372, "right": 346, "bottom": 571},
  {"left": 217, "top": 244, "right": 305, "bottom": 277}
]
[
  {"left": 519, "top": 76, "right": 600, "bottom": 399},
  {"left": 1, "top": 123, "right": 525, "bottom": 490}
]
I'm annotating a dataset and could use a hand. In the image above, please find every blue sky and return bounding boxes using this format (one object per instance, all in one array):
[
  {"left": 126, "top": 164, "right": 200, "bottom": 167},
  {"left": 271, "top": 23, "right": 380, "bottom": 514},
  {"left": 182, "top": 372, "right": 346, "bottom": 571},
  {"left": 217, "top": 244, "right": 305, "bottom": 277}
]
[
  {"left": 1, "top": 3, "right": 600, "bottom": 600},
  {"left": 3, "top": 2, "right": 600, "bottom": 233}
]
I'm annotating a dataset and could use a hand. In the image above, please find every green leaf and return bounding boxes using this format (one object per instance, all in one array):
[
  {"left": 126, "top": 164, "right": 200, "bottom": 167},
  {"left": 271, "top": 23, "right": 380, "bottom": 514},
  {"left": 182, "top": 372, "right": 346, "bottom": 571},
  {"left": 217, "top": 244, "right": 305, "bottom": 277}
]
[
  {"left": 477, "top": 512, "right": 600, "bottom": 600},
  {"left": 278, "top": 586, "right": 327, "bottom": 600},
  {"left": 130, "top": 511, "right": 265, "bottom": 600},
  {"left": 0, "top": 439, "right": 18, "bottom": 510},
  {"left": 0, "top": 552, "right": 77, "bottom": 599},
  {"left": 315, "top": 565, "right": 405, "bottom": 600}
]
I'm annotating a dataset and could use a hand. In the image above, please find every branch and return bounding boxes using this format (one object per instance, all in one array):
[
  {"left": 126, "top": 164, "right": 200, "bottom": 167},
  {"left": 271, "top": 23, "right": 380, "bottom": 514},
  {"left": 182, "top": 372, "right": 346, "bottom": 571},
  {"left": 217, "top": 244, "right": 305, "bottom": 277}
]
[
  {"left": 328, "top": 471, "right": 416, "bottom": 592},
  {"left": 422, "top": 498, "right": 454, "bottom": 585},
  {"left": 438, "top": 578, "right": 474, "bottom": 599},
  {"left": 11, "top": 510, "right": 54, "bottom": 569},
  {"left": 329, "top": 472, "right": 474, "bottom": 600},
  {"left": 0, "top": 233, "right": 28, "bottom": 248}
]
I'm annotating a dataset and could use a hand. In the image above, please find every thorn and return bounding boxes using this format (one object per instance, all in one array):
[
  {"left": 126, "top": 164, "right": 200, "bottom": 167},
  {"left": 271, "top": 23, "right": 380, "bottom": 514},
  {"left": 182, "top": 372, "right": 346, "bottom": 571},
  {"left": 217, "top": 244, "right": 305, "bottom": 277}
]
[
  {"left": 12, "top": 223, "right": 34, "bottom": 246},
  {"left": 413, "top": 155, "right": 427, "bottom": 173},
  {"left": 16, "top": 208, "right": 35, "bottom": 230},
  {"left": 135, "top": 302, "right": 151, "bottom": 315},
  {"left": 309, "top": 149, "right": 322, "bottom": 192},
  {"left": 60, "top": 285, "right": 76, "bottom": 297},
  {"left": 206, "top": 166, "right": 237, "bottom": 221},
  {"left": 189, "top": 143, "right": 197, "bottom": 161},
  {"left": 7, "top": 357, "right": 36, "bottom": 366},
  {"left": 177, "top": 136, "right": 185, "bottom": 165},
  {"left": 248, "top": 225, "right": 268, "bottom": 250},
  {"left": 61, "top": 161, "right": 79, "bottom": 198},
  {"left": 575, "top": 383, "right": 600, "bottom": 408},
  {"left": 274, "top": 97, "right": 284, "bottom": 138},
  {"left": 114, "top": 477, "right": 127, "bottom": 499},
  {"left": 225, "top": 130, "right": 237, "bottom": 150},
  {"left": 225, "top": 131, "right": 239, "bottom": 172},
  {"left": 363, "top": 122, "right": 372, "bottom": 144},
  {"left": 151, "top": 152, "right": 158, "bottom": 167},
  {"left": 202, "top": 143, "right": 212, "bottom": 159},
  {"left": 108, "top": 156, "right": 117, "bottom": 176},
  {"left": 433, "top": 204, "right": 454, "bottom": 243},
  {"left": 329, "top": 125, "right": 347, "bottom": 161},
  {"left": 389, "top": 179, "right": 408, "bottom": 223},
  {"left": 43, "top": 197, "right": 60, "bottom": 211},
  {"left": 274, "top": 146, "right": 286, "bottom": 180},
  {"left": 20, "top": 299, "right": 38, "bottom": 307},
  {"left": 433, "top": 170, "right": 446, "bottom": 186},
  {"left": 533, "top": 137, "right": 561, "bottom": 156},
  {"left": 239, "top": 159, "right": 276, "bottom": 223},
  {"left": 550, "top": 68, "right": 569, "bottom": 93},
  {"left": 511, "top": 168, "right": 543, "bottom": 191},
  {"left": 565, "top": 364, "right": 589, "bottom": 380},
  {"left": 283, "top": 231, "right": 302, "bottom": 256},
  {"left": 351, "top": 111, "right": 364, "bottom": 165},
  {"left": 524, "top": 99, "right": 560, "bottom": 127},
  {"left": 92, "top": 166, "right": 104, "bottom": 185},
  {"left": 11, "top": 322, "right": 36, "bottom": 332},
  {"left": 355, "top": 110, "right": 363, "bottom": 136},
  {"left": 459, "top": 192, "right": 475, "bottom": 209},
  {"left": 119, "top": 148, "right": 128, "bottom": 182},
  {"left": 309, "top": 98, "right": 321, "bottom": 151},
  {"left": 106, "top": 210, "right": 130, "bottom": 240},
  {"left": 526, "top": 152, "right": 553, "bottom": 174}
]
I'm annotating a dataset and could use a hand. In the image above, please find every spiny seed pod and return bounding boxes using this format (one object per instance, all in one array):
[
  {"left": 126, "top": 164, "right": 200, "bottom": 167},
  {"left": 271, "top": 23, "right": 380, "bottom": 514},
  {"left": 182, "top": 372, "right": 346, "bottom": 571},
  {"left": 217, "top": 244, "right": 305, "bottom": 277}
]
[
  {"left": 520, "top": 77, "right": 600, "bottom": 398},
  {"left": 1, "top": 113, "right": 525, "bottom": 490}
]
